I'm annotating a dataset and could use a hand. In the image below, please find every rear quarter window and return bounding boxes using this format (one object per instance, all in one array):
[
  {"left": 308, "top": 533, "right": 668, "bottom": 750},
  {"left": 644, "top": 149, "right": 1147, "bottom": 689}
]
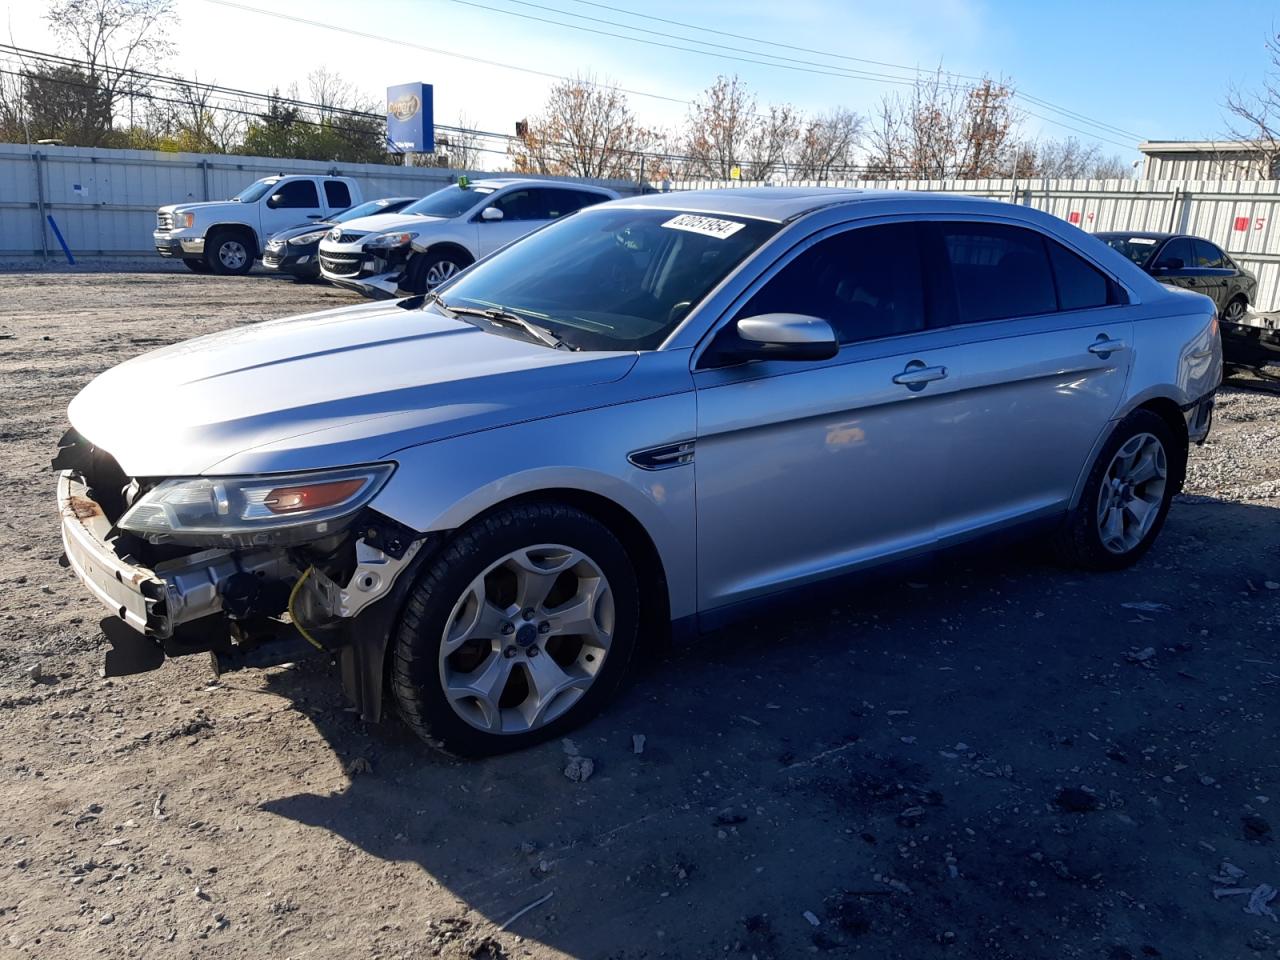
[{"left": 1047, "top": 242, "right": 1115, "bottom": 310}]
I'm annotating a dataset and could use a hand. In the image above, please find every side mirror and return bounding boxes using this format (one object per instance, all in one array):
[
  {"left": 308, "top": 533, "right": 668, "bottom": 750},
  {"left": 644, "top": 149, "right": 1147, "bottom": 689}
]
[
  {"left": 1153, "top": 257, "right": 1183, "bottom": 272},
  {"left": 267, "top": 193, "right": 286, "bottom": 209},
  {"left": 480, "top": 206, "right": 504, "bottom": 222},
  {"left": 719, "top": 313, "right": 839, "bottom": 365}
]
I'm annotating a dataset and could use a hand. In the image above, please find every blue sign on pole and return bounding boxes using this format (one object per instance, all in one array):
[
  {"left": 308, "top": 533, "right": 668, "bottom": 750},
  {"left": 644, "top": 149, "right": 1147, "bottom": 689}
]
[{"left": 386, "top": 82, "right": 434, "bottom": 153}]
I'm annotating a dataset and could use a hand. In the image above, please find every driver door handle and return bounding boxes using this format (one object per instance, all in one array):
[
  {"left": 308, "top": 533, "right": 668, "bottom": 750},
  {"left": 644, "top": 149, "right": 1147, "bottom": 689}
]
[
  {"left": 892, "top": 364, "right": 948, "bottom": 387},
  {"left": 1088, "top": 338, "right": 1127, "bottom": 356}
]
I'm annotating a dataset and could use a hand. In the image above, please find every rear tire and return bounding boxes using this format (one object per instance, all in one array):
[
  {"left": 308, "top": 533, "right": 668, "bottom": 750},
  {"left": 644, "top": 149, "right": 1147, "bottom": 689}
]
[
  {"left": 1054, "top": 409, "right": 1183, "bottom": 571},
  {"left": 391, "top": 502, "right": 640, "bottom": 757},
  {"left": 182, "top": 258, "right": 210, "bottom": 273},
  {"left": 1222, "top": 295, "right": 1248, "bottom": 324},
  {"left": 205, "top": 230, "right": 254, "bottom": 276}
]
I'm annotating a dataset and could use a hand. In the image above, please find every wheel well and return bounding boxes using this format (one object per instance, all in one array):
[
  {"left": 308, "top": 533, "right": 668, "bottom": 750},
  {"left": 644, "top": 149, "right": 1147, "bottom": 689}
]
[
  {"left": 466, "top": 488, "right": 672, "bottom": 651},
  {"left": 421, "top": 242, "right": 475, "bottom": 266},
  {"left": 207, "top": 224, "right": 259, "bottom": 258},
  {"left": 1136, "top": 397, "right": 1189, "bottom": 487}
]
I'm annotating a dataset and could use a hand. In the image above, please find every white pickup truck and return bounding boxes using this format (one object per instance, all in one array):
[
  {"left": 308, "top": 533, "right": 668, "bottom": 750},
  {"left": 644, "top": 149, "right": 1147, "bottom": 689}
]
[{"left": 153, "top": 174, "right": 363, "bottom": 275}]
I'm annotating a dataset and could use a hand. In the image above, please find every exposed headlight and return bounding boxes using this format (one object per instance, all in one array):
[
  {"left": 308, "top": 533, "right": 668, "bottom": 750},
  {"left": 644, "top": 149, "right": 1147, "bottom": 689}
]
[
  {"left": 288, "top": 230, "right": 328, "bottom": 245},
  {"left": 173, "top": 212, "right": 194, "bottom": 229},
  {"left": 366, "top": 232, "right": 418, "bottom": 250},
  {"left": 118, "top": 464, "right": 395, "bottom": 547}
]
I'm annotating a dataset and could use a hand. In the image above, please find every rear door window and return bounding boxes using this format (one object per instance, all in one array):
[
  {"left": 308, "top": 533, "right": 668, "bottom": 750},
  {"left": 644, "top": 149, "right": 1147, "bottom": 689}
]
[
  {"left": 1194, "top": 240, "right": 1226, "bottom": 268},
  {"left": 539, "top": 188, "right": 597, "bottom": 219},
  {"left": 736, "top": 222, "right": 925, "bottom": 345},
  {"left": 324, "top": 180, "right": 352, "bottom": 209},
  {"left": 1153, "top": 237, "right": 1195, "bottom": 270},
  {"left": 933, "top": 222, "right": 1058, "bottom": 324}
]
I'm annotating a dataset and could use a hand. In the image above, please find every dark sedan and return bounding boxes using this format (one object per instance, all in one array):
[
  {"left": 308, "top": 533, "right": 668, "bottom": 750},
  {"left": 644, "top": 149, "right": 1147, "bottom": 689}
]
[
  {"left": 263, "top": 197, "right": 417, "bottom": 279},
  {"left": 1096, "top": 231, "right": 1274, "bottom": 365}
]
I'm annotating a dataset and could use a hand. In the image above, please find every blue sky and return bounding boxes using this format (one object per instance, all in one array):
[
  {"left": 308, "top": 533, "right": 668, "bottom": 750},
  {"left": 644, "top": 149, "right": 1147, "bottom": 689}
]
[{"left": 7, "top": 0, "right": 1279, "bottom": 162}]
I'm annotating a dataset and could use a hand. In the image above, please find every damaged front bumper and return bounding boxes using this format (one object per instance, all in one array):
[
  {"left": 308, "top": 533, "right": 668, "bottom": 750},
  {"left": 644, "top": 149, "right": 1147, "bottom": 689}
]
[{"left": 56, "top": 467, "right": 432, "bottom": 720}]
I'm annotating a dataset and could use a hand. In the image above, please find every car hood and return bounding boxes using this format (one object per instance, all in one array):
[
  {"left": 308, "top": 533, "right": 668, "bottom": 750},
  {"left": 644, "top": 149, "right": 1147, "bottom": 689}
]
[
  {"left": 159, "top": 201, "right": 246, "bottom": 219},
  {"left": 267, "top": 222, "right": 335, "bottom": 244},
  {"left": 68, "top": 300, "right": 638, "bottom": 477},
  {"left": 323, "top": 212, "right": 446, "bottom": 239}
]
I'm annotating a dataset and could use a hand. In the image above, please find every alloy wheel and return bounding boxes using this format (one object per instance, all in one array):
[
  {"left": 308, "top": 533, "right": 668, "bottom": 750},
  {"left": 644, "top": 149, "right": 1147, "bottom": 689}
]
[
  {"left": 218, "top": 240, "right": 248, "bottom": 271},
  {"left": 438, "top": 544, "right": 614, "bottom": 734},
  {"left": 1096, "top": 432, "right": 1168, "bottom": 554},
  {"left": 424, "top": 260, "right": 460, "bottom": 287},
  {"left": 1223, "top": 299, "right": 1247, "bottom": 322}
]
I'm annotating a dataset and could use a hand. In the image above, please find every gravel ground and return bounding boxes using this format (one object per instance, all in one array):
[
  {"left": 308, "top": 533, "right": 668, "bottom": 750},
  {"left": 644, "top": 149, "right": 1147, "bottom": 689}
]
[{"left": 1, "top": 271, "right": 1279, "bottom": 960}]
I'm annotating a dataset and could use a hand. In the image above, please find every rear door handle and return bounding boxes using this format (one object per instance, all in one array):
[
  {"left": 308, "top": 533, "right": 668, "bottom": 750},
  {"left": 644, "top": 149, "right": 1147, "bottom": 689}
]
[
  {"left": 1088, "top": 338, "right": 1127, "bottom": 356},
  {"left": 892, "top": 363, "right": 948, "bottom": 388}
]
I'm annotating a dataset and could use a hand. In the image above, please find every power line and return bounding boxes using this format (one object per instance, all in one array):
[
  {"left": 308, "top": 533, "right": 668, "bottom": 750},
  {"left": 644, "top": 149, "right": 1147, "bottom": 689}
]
[
  {"left": 1, "top": 47, "right": 882, "bottom": 175},
  {"left": 445, "top": 0, "right": 1137, "bottom": 149},
  {"left": 553, "top": 0, "right": 1143, "bottom": 142}
]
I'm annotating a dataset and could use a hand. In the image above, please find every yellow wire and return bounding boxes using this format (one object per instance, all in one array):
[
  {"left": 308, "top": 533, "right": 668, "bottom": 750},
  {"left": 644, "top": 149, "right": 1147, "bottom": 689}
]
[{"left": 286, "top": 566, "right": 327, "bottom": 652}]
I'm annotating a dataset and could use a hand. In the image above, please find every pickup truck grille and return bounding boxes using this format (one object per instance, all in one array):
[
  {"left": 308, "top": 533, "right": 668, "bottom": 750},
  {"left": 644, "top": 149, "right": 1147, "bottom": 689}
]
[
  {"left": 320, "top": 252, "right": 366, "bottom": 277},
  {"left": 156, "top": 212, "right": 174, "bottom": 230}
]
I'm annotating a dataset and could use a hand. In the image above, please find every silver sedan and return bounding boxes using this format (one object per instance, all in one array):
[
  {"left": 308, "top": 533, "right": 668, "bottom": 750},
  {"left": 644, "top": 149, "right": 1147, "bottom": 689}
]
[{"left": 56, "top": 189, "right": 1221, "bottom": 756}]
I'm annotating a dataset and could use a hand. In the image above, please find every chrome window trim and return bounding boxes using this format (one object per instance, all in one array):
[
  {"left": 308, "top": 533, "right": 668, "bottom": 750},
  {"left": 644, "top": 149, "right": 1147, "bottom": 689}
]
[{"left": 677, "top": 205, "right": 1142, "bottom": 369}]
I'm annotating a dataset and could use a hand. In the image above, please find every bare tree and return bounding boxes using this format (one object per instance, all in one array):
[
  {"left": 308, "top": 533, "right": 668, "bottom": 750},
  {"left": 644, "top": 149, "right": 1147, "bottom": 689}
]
[
  {"left": 865, "top": 69, "right": 1019, "bottom": 179},
  {"left": 510, "top": 74, "right": 653, "bottom": 180},
  {"left": 794, "top": 108, "right": 863, "bottom": 180},
  {"left": 744, "top": 103, "right": 800, "bottom": 180},
  {"left": 683, "top": 75, "right": 757, "bottom": 179},
  {"left": 1014, "top": 136, "right": 1132, "bottom": 179},
  {"left": 1224, "top": 30, "right": 1280, "bottom": 178},
  {"left": 436, "top": 113, "right": 483, "bottom": 170},
  {"left": 45, "top": 0, "right": 176, "bottom": 141}
]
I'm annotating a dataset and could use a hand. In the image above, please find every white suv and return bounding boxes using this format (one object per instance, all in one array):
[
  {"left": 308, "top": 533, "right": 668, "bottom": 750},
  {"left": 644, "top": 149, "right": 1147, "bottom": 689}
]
[{"left": 317, "top": 178, "right": 617, "bottom": 298}]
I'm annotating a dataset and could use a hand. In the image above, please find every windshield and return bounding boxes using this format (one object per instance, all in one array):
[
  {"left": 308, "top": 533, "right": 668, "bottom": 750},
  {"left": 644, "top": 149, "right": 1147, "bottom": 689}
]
[
  {"left": 231, "top": 178, "right": 278, "bottom": 203},
  {"left": 437, "top": 207, "right": 780, "bottom": 351},
  {"left": 401, "top": 184, "right": 495, "bottom": 219},
  {"left": 332, "top": 198, "right": 412, "bottom": 223},
  {"left": 1100, "top": 234, "right": 1161, "bottom": 267}
]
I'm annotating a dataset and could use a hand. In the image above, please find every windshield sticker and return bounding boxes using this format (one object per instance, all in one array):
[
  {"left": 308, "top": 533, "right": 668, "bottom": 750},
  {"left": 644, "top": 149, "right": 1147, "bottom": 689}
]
[
  {"left": 1128, "top": 238, "right": 1158, "bottom": 245},
  {"left": 662, "top": 214, "right": 746, "bottom": 239}
]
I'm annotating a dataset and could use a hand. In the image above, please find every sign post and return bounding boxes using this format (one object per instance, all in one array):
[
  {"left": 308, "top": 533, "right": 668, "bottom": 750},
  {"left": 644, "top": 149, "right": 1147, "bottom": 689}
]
[{"left": 386, "top": 82, "right": 434, "bottom": 163}]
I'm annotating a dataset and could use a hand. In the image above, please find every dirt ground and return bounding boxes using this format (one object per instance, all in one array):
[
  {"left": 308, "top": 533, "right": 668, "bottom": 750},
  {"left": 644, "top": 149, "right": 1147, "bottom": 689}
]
[{"left": 1, "top": 268, "right": 1279, "bottom": 960}]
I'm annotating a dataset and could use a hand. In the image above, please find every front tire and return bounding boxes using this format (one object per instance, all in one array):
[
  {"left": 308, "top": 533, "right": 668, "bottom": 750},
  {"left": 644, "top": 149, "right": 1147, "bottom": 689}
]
[
  {"left": 398, "top": 249, "right": 470, "bottom": 296},
  {"left": 205, "top": 230, "right": 254, "bottom": 276},
  {"left": 1054, "top": 409, "right": 1183, "bottom": 571},
  {"left": 391, "top": 503, "right": 640, "bottom": 757}
]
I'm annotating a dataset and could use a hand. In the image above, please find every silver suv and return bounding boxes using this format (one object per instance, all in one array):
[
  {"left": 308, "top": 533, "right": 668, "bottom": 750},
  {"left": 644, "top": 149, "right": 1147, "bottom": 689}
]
[{"left": 56, "top": 189, "right": 1221, "bottom": 756}]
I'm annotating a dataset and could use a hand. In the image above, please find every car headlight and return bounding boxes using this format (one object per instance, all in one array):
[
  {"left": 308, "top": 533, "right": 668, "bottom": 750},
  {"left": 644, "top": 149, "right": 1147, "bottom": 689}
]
[
  {"left": 118, "top": 464, "right": 395, "bottom": 547},
  {"left": 173, "top": 212, "right": 194, "bottom": 229},
  {"left": 288, "top": 230, "right": 328, "bottom": 245},
  {"left": 366, "top": 232, "right": 417, "bottom": 250}
]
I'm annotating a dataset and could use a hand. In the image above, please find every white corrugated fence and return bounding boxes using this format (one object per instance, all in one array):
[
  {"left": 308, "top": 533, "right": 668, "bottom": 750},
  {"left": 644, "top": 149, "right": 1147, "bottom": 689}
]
[
  {"left": 4, "top": 142, "right": 1280, "bottom": 311},
  {"left": 0, "top": 142, "right": 640, "bottom": 263}
]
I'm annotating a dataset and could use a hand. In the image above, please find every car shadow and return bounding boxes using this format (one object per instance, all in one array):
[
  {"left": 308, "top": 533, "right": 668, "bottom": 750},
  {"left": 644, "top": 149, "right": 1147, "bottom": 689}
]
[{"left": 258, "top": 497, "right": 1280, "bottom": 959}]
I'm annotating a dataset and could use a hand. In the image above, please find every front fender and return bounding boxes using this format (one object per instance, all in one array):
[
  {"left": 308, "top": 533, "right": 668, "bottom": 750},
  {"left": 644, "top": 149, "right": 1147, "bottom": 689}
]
[{"left": 370, "top": 392, "right": 698, "bottom": 619}]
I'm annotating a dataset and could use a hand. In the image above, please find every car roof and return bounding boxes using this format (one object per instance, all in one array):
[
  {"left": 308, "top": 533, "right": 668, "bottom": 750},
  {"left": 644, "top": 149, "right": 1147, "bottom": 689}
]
[
  {"left": 1095, "top": 230, "right": 1175, "bottom": 240},
  {"left": 466, "top": 177, "right": 615, "bottom": 194},
  {"left": 609, "top": 188, "right": 1020, "bottom": 223}
]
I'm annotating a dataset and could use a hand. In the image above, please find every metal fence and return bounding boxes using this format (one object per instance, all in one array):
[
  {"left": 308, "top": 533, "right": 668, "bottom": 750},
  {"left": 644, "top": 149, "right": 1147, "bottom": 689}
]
[
  {"left": 5, "top": 144, "right": 1280, "bottom": 311},
  {"left": 0, "top": 142, "right": 641, "bottom": 262},
  {"left": 669, "top": 177, "right": 1280, "bottom": 311}
]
